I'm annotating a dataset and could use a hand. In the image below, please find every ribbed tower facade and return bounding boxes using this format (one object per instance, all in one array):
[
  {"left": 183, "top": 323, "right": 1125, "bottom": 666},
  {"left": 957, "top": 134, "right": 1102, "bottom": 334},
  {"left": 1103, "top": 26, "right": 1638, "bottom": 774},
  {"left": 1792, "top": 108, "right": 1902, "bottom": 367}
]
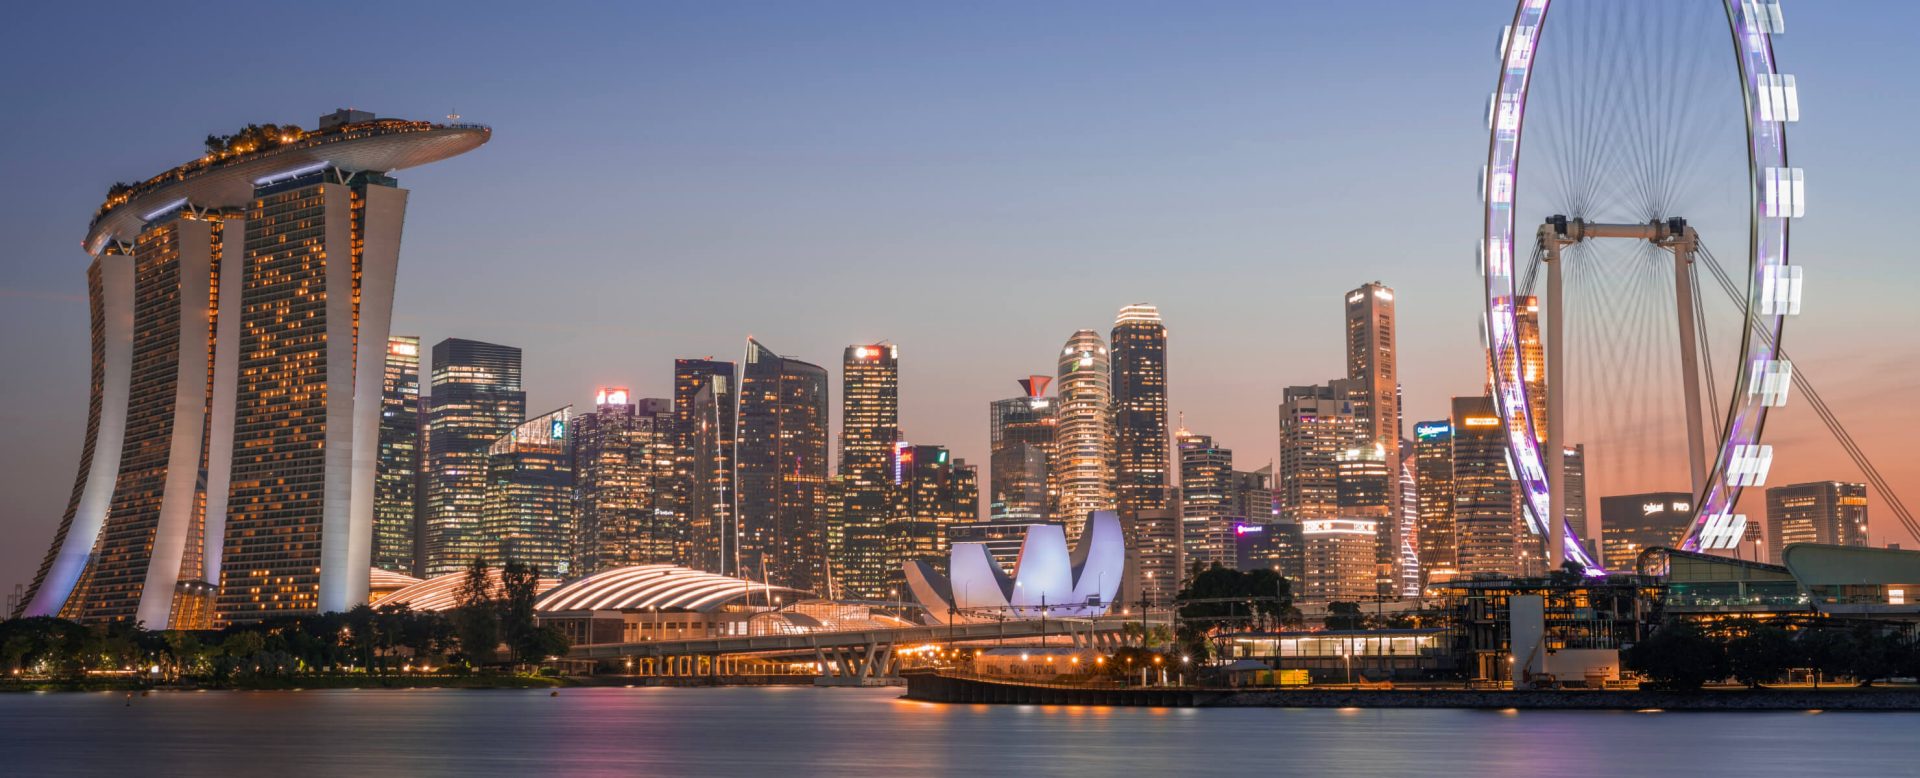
[
  {"left": 1111, "top": 304, "right": 1172, "bottom": 517},
  {"left": 835, "top": 344, "right": 899, "bottom": 600},
  {"left": 22, "top": 111, "right": 487, "bottom": 626},
  {"left": 736, "top": 339, "right": 830, "bottom": 592},
  {"left": 1052, "top": 329, "right": 1114, "bottom": 540}
]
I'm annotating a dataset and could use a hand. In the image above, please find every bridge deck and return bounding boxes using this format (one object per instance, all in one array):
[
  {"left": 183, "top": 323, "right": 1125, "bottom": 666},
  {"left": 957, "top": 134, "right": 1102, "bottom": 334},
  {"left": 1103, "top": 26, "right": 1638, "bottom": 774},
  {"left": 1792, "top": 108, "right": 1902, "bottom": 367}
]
[{"left": 568, "top": 617, "right": 1160, "bottom": 660}]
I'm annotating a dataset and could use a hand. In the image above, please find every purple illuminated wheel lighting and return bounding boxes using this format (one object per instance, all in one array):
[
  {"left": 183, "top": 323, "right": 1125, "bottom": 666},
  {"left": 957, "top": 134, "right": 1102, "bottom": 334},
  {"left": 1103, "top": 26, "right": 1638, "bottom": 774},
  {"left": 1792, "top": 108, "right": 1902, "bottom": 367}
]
[{"left": 1480, "top": 0, "right": 1796, "bottom": 571}]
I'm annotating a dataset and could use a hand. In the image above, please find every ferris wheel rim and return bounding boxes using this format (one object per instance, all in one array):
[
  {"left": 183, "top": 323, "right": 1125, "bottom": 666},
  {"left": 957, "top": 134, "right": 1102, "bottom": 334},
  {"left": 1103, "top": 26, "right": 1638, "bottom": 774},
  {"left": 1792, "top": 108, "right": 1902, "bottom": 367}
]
[{"left": 1479, "top": 0, "right": 1795, "bottom": 570}]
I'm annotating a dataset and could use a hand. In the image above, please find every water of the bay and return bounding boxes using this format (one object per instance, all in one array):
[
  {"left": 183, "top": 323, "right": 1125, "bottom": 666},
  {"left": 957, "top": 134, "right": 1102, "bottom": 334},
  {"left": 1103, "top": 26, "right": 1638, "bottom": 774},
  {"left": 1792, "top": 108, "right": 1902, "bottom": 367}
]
[{"left": 2, "top": 686, "right": 1913, "bottom": 776}]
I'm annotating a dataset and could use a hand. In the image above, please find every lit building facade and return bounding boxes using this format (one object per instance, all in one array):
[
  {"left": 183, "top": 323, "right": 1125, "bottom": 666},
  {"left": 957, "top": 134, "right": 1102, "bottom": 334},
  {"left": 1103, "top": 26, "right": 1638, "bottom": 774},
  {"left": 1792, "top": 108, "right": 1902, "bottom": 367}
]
[
  {"left": 837, "top": 344, "right": 899, "bottom": 600},
  {"left": 1413, "top": 420, "right": 1456, "bottom": 583},
  {"left": 673, "top": 359, "right": 736, "bottom": 575},
  {"left": 1125, "top": 508, "right": 1182, "bottom": 607},
  {"left": 1766, "top": 481, "right": 1869, "bottom": 563},
  {"left": 1599, "top": 491, "right": 1693, "bottom": 571},
  {"left": 736, "top": 339, "right": 830, "bottom": 592},
  {"left": 1177, "top": 429, "right": 1235, "bottom": 572},
  {"left": 375, "top": 336, "right": 422, "bottom": 575},
  {"left": 1345, "top": 283, "right": 1400, "bottom": 511},
  {"left": 571, "top": 390, "right": 676, "bottom": 575},
  {"left": 22, "top": 111, "right": 488, "bottom": 626},
  {"left": 1053, "top": 329, "right": 1114, "bottom": 539},
  {"left": 1277, "top": 381, "right": 1359, "bottom": 522},
  {"left": 1235, "top": 521, "right": 1304, "bottom": 581},
  {"left": 989, "top": 376, "right": 1057, "bottom": 525},
  {"left": 1301, "top": 518, "right": 1379, "bottom": 603},
  {"left": 1111, "top": 304, "right": 1172, "bottom": 517},
  {"left": 423, "top": 338, "right": 526, "bottom": 576},
  {"left": 885, "top": 445, "right": 978, "bottom": 592},
  {"left": 482, "top": 407, "right": 574, "bottom": 577},
  {"left": 1451, "top": 396, "right": 1518, "bottom": 578}
]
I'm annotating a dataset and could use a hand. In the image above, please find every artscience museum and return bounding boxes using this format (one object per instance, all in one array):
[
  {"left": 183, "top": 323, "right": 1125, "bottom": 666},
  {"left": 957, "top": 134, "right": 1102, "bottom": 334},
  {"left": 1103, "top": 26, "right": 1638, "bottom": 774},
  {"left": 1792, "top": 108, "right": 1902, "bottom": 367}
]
[{"left": 905, "top": 511, "right": 1127, "bottom": 624}]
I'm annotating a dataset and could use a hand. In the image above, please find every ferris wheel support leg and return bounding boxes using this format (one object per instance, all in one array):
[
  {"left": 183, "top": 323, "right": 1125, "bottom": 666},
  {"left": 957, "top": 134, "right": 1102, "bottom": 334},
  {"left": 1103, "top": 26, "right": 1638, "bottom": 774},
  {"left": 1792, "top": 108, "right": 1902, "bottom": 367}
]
[
  {"left": 1672, "top": 229, "right": 1710, "bottom": 500},
  {"left": 1545, "top": 240, "right": 1566, "bottom": 570}
]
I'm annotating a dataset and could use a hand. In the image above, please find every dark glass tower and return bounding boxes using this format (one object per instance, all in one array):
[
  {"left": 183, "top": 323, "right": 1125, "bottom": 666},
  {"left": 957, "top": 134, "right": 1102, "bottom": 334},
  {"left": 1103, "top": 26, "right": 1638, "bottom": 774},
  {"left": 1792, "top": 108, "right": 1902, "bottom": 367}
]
[
  {"left": 989, "top": 376, "right": 1057, "bottom": 524},
  {"left": 885, "top": 445, "right": 977, "bottom": 591},
  {"left": 1111, "top": 304, "right": 1172, "bottom": 518},
  {"left": 423, "top": 338, "right": 525, "bottom": 576},
  {"left": 736, "top": 339, "right": 830, "bottom": 592},
  {"left": 374, "top": 336, "right": 422, "bottom": 575},
  {"left": 674, "top": 359, "right": 736, "bottom": 574},
  {"left": 836, "top": 344, "right": 899, "bottom": 600}
]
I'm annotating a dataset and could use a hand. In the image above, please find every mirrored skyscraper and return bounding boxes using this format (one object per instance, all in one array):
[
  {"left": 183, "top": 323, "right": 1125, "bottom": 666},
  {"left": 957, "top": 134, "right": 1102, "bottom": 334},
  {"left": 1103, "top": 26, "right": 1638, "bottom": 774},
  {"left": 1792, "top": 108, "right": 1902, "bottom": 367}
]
[
  {"left": 375, "top": 336, "right": 422, "bottom": 575},
  {"left": 1111, "top": 304, "right": 1171, "bottom": 517},
  {"left": 736, "top": 339, "right": 830, "bottom": 591},
  {"left": 424, "top": 338, "right": 526, "bottom": 576}
]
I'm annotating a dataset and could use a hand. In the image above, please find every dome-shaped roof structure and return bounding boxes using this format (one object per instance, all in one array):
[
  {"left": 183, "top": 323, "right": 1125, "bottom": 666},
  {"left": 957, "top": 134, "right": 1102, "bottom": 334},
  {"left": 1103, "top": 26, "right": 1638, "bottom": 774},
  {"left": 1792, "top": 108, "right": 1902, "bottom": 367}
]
[
  {"left": 535, "top": 564, "right": 806, "bottom": 613},
  {"left": 368, "top": 567, "right": 425, "bottom": 603},
  {"left": 377, "top": 568, "right": 560, "bottom": 612}
]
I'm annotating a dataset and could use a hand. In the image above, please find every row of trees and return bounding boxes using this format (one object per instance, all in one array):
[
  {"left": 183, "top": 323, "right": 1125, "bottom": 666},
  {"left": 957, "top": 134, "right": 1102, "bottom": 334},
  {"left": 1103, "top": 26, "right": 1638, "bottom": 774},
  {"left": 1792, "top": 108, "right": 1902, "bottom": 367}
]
[
  {"left": 1627, "top": 619, "right": 1920, "bottom": 690},
  {"left": 0, "top": 558, "right": 569, "bottom": 683}
]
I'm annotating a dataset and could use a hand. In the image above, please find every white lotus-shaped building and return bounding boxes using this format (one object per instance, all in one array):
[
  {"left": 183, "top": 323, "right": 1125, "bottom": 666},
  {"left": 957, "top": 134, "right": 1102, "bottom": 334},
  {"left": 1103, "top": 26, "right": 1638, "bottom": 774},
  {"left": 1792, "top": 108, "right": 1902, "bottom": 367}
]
[{"left": 906, "top": 511, "right": 1126, "bottom": 624}]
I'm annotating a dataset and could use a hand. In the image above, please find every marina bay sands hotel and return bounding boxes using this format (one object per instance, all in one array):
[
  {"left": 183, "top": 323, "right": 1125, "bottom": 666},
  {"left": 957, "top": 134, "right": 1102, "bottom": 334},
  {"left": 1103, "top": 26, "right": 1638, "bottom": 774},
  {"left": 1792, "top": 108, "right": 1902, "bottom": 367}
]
[{"left": 19, "top": 110, "right": 489, "bottom": 628}]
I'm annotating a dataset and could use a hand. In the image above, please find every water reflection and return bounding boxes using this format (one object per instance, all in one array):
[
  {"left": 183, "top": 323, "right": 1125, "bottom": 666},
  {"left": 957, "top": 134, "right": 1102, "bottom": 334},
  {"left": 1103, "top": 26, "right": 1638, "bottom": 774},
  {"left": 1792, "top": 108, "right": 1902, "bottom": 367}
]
[{"left": 0, "top": 687, "right": 1912, "bottom": 777}]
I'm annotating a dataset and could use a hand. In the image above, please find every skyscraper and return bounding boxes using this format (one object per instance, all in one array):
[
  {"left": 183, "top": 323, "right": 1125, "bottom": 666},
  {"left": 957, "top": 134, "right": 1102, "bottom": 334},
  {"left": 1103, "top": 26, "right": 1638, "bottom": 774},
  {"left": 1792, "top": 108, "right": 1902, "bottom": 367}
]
[
  {"left": 1300, "top": 518, "right": 1379, "bottom": 603},
  {"left": 1413, "top": 420, "right": 1456, "bottom": 584},
  {"left": 988, "top": 376, "right": 1057, "bottom": 525},
  {"left": 1563, "top": 443, "right": 1589, "bottom": 552},
  {"left": 424, "top": 339, "right": 526, "bottom": 576},
  {"left": 1394, "top": 447, "right": 1422, "bottom": 597},
  {"left": 885, "top": 445, "right": 978, "bottom": 592},
  {"left": 572, "top": 389, "right": 676, "bottom": 575},
  {"left": 1277, "top": 382, "right": 1359, "bottom": 522},
  {"left": 1766, "top": 482, "right": 1870, "bottom": 562},
  {"left": 1053, "top": 329, "right": 1115, "bottom": 539},
  {"left": 1345, "top": 282, "right": 1400, "bottom": 498},
  {"left": 1599, "top": 491, "right": 1693, "bottom": 571},
  {"left": 674, "top": 359, "right": 736, "bottom": 575},
  {"left": 1176, "top": 428, "right": 1234, "bottom": 572},
  {"left": 1111, "top": 304, "right": 1172, "bottom": 517},
  {"left": 836, "top": 344, "right": 899, "bottom": 600},
  {"left": 375, "top": 336, "right": 422, "bottom": 575},
  {"left": 482, "top": 407, "right": 574, "bottom": 577},
  {"left": 736, "top": 339, "right": 830, "bottom": 592},
  {"left": 22, "top": 111, "right": 488, "bottom": 627},
  {"left": 1451, "top": 396, "right": 1517, "bottom": 577},
  {"left": 1229, "top": 467, "right": 1275, "bottom": 528}
]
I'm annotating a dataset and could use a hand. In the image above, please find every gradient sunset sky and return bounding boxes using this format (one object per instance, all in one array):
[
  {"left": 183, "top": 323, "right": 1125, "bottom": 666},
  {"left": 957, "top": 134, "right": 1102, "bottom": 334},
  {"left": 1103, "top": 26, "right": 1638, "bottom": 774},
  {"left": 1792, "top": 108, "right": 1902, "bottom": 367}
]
[{"left": 2, "top": 1, "right": 1916, "bottom": 587}]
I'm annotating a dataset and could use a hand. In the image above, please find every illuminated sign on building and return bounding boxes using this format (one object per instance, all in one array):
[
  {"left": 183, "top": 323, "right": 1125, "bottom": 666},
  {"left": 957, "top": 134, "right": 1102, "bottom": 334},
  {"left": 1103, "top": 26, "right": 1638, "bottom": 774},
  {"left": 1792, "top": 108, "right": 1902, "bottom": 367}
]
[
  {"left": 1415, "top": 422, "right": 1451, "bottom": 440},
  {"left": 550, "top": 418, "right": 566, "bottom": 440}
]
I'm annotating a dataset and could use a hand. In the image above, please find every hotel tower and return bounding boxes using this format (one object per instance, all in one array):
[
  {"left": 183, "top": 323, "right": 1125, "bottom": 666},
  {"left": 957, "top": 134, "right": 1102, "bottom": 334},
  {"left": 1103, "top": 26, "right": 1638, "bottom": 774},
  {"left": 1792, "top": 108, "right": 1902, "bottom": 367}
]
[{"left": 21, "top": 109, "right": 487, "bottom": 626}]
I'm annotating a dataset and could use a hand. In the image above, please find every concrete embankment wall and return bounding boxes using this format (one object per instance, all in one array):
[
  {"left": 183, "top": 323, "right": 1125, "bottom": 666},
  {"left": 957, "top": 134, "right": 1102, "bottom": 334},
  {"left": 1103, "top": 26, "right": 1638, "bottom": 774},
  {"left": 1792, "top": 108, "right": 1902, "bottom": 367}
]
[{"left": 902, "top": 673, "right": 1920, "bottom": 711}]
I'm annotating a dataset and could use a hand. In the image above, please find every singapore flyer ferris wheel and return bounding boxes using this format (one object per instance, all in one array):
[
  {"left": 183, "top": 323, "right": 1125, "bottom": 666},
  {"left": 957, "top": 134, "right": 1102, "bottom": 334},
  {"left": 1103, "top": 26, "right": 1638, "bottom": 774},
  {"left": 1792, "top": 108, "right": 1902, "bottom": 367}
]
[{"left": 1480, "top": 0, "right": 1800, "bottom": 573}]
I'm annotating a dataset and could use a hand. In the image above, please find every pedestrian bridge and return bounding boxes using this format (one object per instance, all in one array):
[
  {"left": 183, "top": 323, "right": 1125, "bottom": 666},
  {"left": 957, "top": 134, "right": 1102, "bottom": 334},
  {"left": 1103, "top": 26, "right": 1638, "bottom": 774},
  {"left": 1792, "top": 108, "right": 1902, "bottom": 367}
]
[{"left": 567, "top": 615, "right": 1164, "bottom": 686}]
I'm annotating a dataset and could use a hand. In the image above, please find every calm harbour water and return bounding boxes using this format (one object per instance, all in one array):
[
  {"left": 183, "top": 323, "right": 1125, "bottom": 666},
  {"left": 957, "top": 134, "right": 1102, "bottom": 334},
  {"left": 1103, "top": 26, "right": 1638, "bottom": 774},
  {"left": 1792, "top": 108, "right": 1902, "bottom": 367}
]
[{"left": 1, "top": 686, "right": 1914, "bottom": 777}]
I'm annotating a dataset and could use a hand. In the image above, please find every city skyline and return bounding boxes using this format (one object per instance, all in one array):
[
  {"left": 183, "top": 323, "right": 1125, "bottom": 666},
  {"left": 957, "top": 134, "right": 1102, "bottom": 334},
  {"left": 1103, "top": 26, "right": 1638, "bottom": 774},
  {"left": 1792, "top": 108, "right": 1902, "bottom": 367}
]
[{"left": 4, "top": 2, "right": 1920, "bottom": 592}]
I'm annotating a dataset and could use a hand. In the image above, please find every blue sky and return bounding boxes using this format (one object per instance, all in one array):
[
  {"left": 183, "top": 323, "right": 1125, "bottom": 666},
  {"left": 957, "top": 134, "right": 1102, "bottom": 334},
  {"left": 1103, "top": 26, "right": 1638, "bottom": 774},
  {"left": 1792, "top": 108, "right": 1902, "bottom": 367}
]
[{"left": 2, "top": 1, "right": 1916, "bottom": 585}]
